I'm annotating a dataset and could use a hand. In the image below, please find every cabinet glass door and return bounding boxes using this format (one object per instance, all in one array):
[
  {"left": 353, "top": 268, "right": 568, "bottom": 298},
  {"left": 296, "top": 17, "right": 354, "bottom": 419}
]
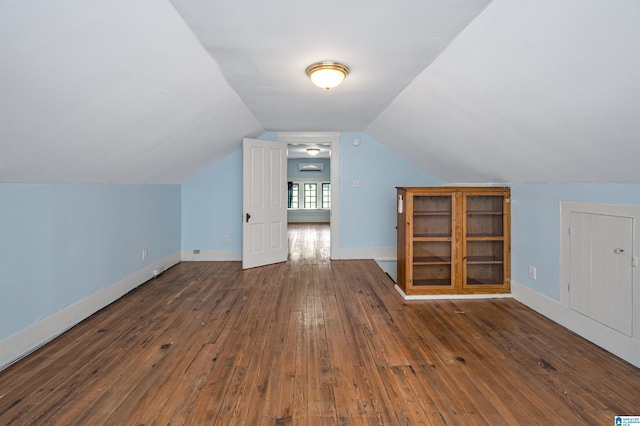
[
  {"left": 465, "top": 195, "right": 505, "bottom": 286},
  {"left": 411, "top": 195, "right": 453, "bottom": 287}
]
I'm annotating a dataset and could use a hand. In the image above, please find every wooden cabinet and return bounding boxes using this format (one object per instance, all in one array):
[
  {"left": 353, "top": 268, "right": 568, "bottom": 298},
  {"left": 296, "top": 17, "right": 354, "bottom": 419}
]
[{"left": 397, "top": 187, "right": 510, "bottom": 296}]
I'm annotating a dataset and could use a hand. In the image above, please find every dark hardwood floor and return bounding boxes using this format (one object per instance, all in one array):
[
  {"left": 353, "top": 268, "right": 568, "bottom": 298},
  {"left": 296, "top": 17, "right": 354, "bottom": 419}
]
[{"left": 1, "top": 223, "right": 639, "bottom": 424}]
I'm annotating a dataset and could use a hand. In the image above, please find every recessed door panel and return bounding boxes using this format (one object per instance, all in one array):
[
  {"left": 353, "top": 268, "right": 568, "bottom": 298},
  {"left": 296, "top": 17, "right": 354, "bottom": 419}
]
[{"left": 569, "top": 212, "right": 633, "bottom": 336}]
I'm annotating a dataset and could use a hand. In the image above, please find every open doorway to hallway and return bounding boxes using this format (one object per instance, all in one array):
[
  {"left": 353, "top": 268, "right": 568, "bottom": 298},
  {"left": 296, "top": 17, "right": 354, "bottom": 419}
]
[
  {"left": 286, "top": 144, "right": 331, "bottom": 219},
  {"left": 278, "top": 132, "right": 340, "bottom": 260}
]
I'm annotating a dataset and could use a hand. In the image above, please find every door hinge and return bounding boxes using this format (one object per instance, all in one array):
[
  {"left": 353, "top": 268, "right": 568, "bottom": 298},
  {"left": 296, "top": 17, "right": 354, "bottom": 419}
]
[
  {"left": 568, "top": 227, "right": 572, "bottom": 236},
  {"left": 505, "top": 198, "right": 511, "bottom": 204}
]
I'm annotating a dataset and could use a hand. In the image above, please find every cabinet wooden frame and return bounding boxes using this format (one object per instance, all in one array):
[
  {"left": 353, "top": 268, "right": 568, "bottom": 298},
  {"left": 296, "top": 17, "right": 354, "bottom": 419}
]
[{"left": 397, "top": 186, "right": 511, "bottom": 296}]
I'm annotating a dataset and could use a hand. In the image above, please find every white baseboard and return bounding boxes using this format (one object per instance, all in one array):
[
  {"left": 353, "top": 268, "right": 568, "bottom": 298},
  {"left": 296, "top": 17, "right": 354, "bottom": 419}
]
[
  {"left": 0, "top": 252, "right": 182, "bottom": 372},
  {"left": 394, "top": 285, "right": 513, "bottom": 300},
  {"left": 181, "top": 249, "right": 241, "bottom": 262},
  {"left": 331, "top": 247, "right": 396, "bottom": 260},
  {"left": 181, "top": 248, "right": 393, "bottom": 262},
  {"left": 182, "top": 248, "right": 396, "bottom": 262},
  {"left": 287, "top": 217, "right": 330, "bottom": 223},
  {"left": 511, "top": 280, "right": 640, "bottom": 368},
  {"left": 375, "top": 260, "right": 397, "bottom": 283}
]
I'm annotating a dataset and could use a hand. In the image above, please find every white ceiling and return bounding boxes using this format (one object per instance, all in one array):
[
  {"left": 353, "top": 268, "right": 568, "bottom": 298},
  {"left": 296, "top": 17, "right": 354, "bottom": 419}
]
[
  {"left": 287, "top": 144, "right": 331, "bottom": 160},
  {"left": 1, "top": 0, "right": 639, "bottom": 184},
  {"left": 170, "top": 0, "right": 491, "bottom": 132}
]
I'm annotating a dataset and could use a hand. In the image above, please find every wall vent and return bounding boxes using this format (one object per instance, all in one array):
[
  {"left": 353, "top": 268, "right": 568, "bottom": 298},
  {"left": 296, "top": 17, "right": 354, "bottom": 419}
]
[{"left": 298, "top": 163, "right": 325, "bottom": 172}]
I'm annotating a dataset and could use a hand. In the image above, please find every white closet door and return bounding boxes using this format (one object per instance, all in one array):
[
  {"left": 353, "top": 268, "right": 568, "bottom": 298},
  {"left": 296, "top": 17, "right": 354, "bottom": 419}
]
[{"left": 569, "top": 212, "right": 633, "bottom": 336}]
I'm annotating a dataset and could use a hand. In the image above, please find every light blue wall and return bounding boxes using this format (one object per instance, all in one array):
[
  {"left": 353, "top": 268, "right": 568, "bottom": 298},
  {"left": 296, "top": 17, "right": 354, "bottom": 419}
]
[
  {"left": 182, "top": 150, "right": 243, "bottom": 251},
  {"left": 181, "top": 132, "right": 441, "bottom": 253},
  {"left": 287, "top": 210, "right": 330, "bottom": 221},
  {"left": 181, "top": 134, "right": 276, "bottom": 251},
  {"left": 288, "top": 158, "right": 330, "bottom": 180},
  {"left": 339, "top": 132, "right": 441, "bottom": 249},
  {"left": 0, "top": 183, "right": 181, "bottom": 340},
  {"left": 6, "top": 134, "right": 638, "bottom": 351},
  {"left": 510, "top": 183, "right": 640, "bottom": 300}
]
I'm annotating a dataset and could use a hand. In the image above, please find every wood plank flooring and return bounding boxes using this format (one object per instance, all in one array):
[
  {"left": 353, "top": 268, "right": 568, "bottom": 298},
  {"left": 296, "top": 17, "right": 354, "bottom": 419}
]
[{"left": 1, "top": 223, "right": 639, "bottom": 424}]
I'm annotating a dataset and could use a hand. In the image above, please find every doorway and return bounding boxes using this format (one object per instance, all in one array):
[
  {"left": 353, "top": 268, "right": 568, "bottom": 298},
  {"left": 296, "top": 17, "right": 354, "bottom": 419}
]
[{"left": 277, "top": 132, "right": 340, "bottom": 260}]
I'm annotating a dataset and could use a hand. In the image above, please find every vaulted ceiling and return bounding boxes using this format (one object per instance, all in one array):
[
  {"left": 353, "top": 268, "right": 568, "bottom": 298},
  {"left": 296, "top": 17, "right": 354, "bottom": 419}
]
[{"left": 1, "top": 0, "right": 639, "bottom": 184}]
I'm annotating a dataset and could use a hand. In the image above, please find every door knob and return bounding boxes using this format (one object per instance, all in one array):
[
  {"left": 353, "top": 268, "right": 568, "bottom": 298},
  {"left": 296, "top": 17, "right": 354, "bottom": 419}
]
[
  {"left": 614, "top": 248, "right": 624, "bottom": 254},
  {"left": 246, "top": 213, "right": 251, "bottom": 223}
]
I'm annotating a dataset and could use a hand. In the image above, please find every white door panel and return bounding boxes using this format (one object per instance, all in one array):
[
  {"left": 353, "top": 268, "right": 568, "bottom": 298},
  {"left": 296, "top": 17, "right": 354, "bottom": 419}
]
[
  {"left": 569, "top": 212, "right": 633, "bottom": 336},
  {"left": 242, "top": 138, "right": 287, "bottom": 269}
]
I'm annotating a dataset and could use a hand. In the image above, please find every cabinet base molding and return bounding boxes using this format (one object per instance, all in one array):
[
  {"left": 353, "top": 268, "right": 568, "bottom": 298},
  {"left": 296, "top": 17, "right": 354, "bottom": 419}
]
[{"left": 395, "top": 285, "right": 513, "bottom": 300}]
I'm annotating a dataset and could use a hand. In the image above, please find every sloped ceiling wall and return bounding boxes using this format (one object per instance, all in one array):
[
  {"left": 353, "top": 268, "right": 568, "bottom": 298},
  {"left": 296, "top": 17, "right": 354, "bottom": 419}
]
[
  {"left": 0, "top": 0, "right": 262, "bottom": 184},
  {"left": 1, "top": 0, "right": 639, "bottom": 184},
  {"left": 367, "top": 1, "right": 640, "bottom": 183}
]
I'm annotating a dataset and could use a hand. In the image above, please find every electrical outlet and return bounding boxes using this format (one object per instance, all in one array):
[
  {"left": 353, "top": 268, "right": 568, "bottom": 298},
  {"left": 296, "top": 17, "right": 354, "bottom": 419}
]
[
  {"left": 528, "top": 265, "right": 537, "bottom": 280},
  {"left": 353, "top": 180, "right": 361, "bottom": 188},
  {"left": 223, "top": 235, "right": 229, "bottom": 243},
  {"left": 193, "top": 249, "right": 200, "bottom": 254},
  {"left": 142, "top": 248, "right": 148, "bottom": 260}
]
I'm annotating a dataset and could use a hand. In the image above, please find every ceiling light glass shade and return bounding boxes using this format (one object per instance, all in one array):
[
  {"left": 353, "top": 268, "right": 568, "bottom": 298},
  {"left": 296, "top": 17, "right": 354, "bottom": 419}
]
[
  {"left": 306, "top": 61, "right": 350, "bottom": 90},
  {"left": 306, "top": 147, "right": 321, "bottom": 155}
]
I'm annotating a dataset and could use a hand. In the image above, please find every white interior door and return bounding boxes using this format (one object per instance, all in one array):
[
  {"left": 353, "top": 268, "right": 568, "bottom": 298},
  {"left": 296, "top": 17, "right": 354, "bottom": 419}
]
[
  {"left": 242, "top": 138, "right": 288, "bottom": 269},
  {"left": 569, "top": 211, "right": 633, "bottom": 336}
]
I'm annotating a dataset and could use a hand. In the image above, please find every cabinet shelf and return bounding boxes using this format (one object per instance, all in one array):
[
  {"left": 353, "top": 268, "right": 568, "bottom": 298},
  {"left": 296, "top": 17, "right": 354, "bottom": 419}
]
[
  {"left": 412, "top": 279, "right": 452, "bottom": 287},
  {"left": 414, "top": 211, "right": 451, "bottom": 216},
  {"left": 397, "top": 187, "right": 510, "bottom": 296},
  {"left": 413, "top": 233, "right": 451, "bottom": 239},
  {"left": 413, "top": 256, "right": 452, "bottom": 265},
  {"left": 466, "top": 279, "right": 504, "bottom": 285},
  {"left": 466, "top": 255, "right": 502, "bottom": 262}
]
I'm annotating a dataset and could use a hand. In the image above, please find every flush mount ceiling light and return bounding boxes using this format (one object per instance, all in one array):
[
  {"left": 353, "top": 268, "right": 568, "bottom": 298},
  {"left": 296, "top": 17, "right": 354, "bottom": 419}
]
[
  {"left": 305, "top": 61, "right": 350, "bottom": 91},
  {"left": 306, "top": 147, "right": 321, "bottom": 156}
]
